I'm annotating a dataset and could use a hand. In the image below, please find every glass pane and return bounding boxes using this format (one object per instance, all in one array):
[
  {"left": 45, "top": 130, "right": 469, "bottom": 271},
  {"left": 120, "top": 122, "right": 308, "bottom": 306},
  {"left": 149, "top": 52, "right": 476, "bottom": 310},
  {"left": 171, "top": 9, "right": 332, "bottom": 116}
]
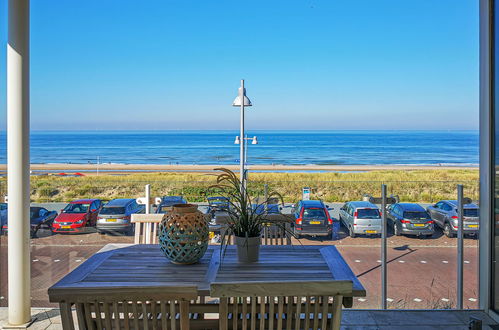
[{"left": 494, "top": 0, "right": 499, "bottom": 313}]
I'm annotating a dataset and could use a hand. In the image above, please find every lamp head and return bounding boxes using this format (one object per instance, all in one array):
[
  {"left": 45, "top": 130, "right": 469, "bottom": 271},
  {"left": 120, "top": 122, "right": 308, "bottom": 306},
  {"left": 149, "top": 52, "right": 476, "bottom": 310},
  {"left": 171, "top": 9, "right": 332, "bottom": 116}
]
[
  {"left": 234, "top": 136, "right": 240, "bottom": 144},
  {"left": 251, "top": 136, "right": 258, "bottom": 145},
  {"left": 232, "top": 87, "right": 252, "bottom": 107}
]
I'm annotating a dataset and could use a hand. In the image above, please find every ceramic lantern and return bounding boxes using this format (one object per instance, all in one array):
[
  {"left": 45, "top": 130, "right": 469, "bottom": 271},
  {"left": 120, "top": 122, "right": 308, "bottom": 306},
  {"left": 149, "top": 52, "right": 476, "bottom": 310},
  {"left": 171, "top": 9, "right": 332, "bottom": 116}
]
[{"left": 158, "top": 204, "right": 209, "bottom": 264}]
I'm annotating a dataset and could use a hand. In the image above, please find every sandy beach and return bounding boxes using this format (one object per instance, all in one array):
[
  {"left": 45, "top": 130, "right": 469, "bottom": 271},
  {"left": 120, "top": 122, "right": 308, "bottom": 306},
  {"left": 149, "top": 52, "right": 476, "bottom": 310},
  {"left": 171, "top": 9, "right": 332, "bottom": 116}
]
[{"left": 0, "top": 163, "right": 479, "bottom": 174}]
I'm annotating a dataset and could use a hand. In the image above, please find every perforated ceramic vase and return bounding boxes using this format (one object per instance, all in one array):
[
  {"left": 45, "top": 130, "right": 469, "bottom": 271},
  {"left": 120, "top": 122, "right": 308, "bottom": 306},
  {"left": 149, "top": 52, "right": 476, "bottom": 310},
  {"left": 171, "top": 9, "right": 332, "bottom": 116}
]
[{"left": 158, "top": 204, "right": 209, "bottom": 264}]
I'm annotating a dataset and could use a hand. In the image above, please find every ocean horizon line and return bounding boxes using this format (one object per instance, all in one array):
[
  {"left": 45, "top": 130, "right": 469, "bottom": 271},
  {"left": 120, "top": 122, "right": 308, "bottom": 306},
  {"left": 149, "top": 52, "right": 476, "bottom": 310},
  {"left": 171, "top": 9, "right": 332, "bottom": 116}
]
[{"left": 0, "top": 129, "right": 480, "bottom": 133}]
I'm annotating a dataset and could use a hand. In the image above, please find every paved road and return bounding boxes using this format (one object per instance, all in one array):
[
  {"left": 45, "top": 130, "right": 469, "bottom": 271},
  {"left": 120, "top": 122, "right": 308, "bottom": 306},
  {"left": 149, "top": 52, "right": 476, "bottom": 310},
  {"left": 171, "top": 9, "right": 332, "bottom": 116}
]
[{"left": 0, "top": 222, "right": 478, "bottom": 309}]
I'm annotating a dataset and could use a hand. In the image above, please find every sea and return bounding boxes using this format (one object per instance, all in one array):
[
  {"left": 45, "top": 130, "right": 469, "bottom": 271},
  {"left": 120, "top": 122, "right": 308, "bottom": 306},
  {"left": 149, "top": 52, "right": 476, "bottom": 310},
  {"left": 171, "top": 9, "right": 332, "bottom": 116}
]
[{"left": 0, "top": 130, "right": 479, "bottom": 167}]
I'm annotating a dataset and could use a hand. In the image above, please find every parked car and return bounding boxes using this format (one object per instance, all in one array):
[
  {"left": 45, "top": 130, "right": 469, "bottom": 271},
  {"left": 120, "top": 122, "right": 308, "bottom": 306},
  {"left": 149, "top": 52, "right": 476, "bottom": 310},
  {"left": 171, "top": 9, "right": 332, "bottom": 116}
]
[
  {"left": 339, "top": 201, "right": 381, "bottom": 238},
  {"left": 52, "top": 199, "right": 103, "bottom": 234},
  {"left": 0, "top": 209, "right": 7, "bottom": 234},
  {"left": 292, "top": 200, "right": 332, "bottom": 238},
  {"left": 207, "top": 196, "right": 231, "bottom": 218},
  {"left": 386, "top": 203, "right": 434, "bottom": 237},
  {"left": 156, "top": 196, "right": 187, "bottom": 214},
  {"left": 2, "top": 206, "right": 57, "bottom": 237},
  {"left": 96, "top": 199, "right": 144, "bottom": 235},
  {"left": 252, "top": 197, "right": 281, "bottom": 215},
  {"left": 426, "top": 200, "right": 479, "bottom": 238},
  {"left": 0, "top": 203, "right": 7, "bottom": 234}
]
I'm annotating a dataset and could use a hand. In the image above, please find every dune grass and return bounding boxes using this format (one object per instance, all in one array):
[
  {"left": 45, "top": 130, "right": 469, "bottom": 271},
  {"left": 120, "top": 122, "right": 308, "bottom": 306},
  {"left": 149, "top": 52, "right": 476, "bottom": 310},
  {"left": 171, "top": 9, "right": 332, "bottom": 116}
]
[{"left": 0, "top": 169, "right": 479, "bottom": 203}]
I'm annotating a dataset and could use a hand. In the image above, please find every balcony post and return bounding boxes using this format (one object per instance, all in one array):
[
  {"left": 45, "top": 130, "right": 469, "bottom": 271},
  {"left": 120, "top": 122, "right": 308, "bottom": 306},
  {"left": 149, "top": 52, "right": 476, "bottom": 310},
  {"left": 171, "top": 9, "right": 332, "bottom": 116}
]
[
  {"left": 457, "top": 184, "right": 464, "bottom": 309},
  {"left": 478, "top": 0, "right": 494, "bottom": 317},
  {"left": 381, "top": 184, "right": 387, "bottom": 309},
  {"left": 7, "top": 0, "right": 31, "bottom": 326}
]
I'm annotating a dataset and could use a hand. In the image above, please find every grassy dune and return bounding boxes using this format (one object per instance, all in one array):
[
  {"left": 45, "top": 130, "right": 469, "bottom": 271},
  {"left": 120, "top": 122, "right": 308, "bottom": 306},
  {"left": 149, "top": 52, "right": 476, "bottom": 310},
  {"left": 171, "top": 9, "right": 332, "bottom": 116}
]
[{"left": 0, "top": 169, "right": 479, "bottom": 203}]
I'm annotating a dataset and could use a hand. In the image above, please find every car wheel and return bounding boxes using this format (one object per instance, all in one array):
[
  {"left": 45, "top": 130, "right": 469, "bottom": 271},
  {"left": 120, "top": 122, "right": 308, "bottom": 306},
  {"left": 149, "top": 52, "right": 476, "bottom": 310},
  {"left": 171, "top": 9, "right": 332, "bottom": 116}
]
[
  {"left": 349, "top": 225, "right": 356, "bottom": 238},
  {"left": 444, "top": 223, "right": 455, "bottom": 238},
  {"left": 394, "top": 223, "right": 401, "bottom": 236}
]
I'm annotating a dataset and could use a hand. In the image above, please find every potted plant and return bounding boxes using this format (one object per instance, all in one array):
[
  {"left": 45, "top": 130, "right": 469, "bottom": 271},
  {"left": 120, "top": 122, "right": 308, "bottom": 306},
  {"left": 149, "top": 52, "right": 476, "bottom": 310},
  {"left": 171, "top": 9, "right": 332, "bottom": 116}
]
[{"left": 207, "top": 168, "right": 289, "bottom": 262}]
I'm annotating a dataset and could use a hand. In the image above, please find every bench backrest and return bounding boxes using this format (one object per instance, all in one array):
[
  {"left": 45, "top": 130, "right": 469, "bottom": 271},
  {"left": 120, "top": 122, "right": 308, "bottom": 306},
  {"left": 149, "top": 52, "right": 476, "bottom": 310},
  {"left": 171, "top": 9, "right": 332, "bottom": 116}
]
[
  {"left": 131, "top": 214, "right": 165, "bottom": 244},
  {"left": 210, "top": 280, "right": 352, "bottom": 330},
  {"left": 63, "top": 286, "right": 198, "bottom": 330},
  {"left": 217, "top": 214, "right": 293, "bottom": 245}
]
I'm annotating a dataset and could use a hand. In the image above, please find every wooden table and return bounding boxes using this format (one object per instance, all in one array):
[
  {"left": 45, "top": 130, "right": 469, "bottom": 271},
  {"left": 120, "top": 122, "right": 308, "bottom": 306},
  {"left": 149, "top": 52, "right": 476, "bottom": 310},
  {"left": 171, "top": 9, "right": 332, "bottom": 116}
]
[{"left": 48, "top": 244, "right": 365, "bottom": 309}]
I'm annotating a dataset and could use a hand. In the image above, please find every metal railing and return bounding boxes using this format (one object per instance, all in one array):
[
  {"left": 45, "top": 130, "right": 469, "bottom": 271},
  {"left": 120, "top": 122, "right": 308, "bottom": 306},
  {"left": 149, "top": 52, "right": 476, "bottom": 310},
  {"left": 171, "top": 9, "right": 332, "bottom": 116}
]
[{"left": 0, "top": 180, "right": 480, "bottom": 310}]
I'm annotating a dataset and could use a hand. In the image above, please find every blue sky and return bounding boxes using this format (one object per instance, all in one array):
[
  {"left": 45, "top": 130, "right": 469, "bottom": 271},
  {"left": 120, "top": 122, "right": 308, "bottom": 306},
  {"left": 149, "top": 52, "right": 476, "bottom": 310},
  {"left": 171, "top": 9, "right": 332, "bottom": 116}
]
[{"left": 0, "top": 0, "right": 478, "bottom": 130}]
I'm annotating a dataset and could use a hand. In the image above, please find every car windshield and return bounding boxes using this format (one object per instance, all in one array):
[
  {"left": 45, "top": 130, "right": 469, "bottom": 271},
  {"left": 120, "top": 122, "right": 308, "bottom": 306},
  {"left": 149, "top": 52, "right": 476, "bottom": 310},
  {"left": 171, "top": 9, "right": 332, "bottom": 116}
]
[
  {"left": 63, "top": 203, "right": 90, "bottom": 213},
  {"left": 357, "top": 209, "right": 380, "bottom": 219},
  {"left": 30, "top": 209, "right": 39, "bottom": 218},
  {"left": 210, "top": 201, "right": 228, "bottom": 206},
  {"left": 303, "top": 208, "right": 326, "bottom": 219},
  {"left": 100, "top": 206, "right": 126, "bottom": 215},
  {"left": 464, "top": 208, "right": 479, "bottom": 217},
  {"left": 161, "top": 197, "right": 184, "bottom": 206},
  {"left": 162, "top": 201, "right": 185, "bottom": 208},
  {"left": 403, "top": 211, "right": 429, "bottom": 220}
]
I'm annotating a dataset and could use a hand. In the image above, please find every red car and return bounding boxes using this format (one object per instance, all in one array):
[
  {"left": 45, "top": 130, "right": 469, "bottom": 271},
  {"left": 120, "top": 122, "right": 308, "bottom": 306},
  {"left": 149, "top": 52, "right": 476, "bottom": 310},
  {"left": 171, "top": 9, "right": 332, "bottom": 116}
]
[{"left": 52, "top": 199, "right": 103, "bottom": 234}]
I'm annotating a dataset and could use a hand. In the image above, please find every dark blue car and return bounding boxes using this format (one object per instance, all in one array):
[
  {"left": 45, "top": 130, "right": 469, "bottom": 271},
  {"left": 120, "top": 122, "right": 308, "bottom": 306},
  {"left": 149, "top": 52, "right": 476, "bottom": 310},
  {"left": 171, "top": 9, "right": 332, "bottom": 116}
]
[
  {"left": 1, "top": 206, "right": 58, "bottom": 237},
  {"left": 207, "top": 197, "right": 230, "bottom": 213},
  {"left": 292, "top": 200, "right": 333, "bottom": 238},
  {"left": 251, "top": 197, "right": 281, "bottom": 215}
]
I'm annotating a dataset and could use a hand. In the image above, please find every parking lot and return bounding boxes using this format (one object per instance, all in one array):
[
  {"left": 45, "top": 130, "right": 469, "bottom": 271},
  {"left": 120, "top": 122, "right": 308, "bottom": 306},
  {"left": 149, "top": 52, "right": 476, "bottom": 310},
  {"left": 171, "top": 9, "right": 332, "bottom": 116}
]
[{"left": 0, "top": 200, "right": 479, "bottom": 309}]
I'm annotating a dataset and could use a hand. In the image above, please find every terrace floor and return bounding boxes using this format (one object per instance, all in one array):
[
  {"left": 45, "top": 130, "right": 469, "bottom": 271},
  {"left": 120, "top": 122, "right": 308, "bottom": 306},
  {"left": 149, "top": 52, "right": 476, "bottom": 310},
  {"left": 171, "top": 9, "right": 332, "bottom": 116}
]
[{"left": 0, "top": 308, "right": 497, "bottom": 329}]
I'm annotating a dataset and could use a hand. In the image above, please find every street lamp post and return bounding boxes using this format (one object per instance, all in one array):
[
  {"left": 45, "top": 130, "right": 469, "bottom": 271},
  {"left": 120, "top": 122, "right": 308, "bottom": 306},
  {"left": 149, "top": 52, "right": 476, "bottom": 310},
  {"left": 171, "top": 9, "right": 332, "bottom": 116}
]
[
  {"left": 234, "top": 135, "right": 258, "bottom": 191},
  {"left": 232, "top": 80, "right": 252, "bottom": 195}
]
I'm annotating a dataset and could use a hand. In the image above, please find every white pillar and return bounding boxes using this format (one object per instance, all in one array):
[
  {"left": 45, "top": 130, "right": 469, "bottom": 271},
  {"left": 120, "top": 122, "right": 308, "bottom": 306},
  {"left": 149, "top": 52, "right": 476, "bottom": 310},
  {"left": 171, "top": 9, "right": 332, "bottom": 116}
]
[{"left": 7, "top": 0, "right": 31, "bottom": 325}]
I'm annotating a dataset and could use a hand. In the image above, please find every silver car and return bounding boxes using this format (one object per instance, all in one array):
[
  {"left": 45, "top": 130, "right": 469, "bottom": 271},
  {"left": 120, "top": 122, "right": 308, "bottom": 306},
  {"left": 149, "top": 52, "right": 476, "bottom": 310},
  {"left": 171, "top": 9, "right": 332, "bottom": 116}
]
[
  {"left": 339, "top": 201, "right": 382, "bottom": 238},
  {"left": 96, "top": 199, "right": 144, "bottom": 235},
  {"left": 426, "top": 200, "right": 479, "bottom": 238}
]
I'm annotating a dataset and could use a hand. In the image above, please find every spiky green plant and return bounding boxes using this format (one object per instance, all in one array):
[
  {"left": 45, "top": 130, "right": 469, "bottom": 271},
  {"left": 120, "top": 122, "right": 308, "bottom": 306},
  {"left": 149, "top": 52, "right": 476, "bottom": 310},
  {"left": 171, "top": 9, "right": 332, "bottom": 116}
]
[{"left": 206, "top": 168, "right": 289, "bottom": 243}]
